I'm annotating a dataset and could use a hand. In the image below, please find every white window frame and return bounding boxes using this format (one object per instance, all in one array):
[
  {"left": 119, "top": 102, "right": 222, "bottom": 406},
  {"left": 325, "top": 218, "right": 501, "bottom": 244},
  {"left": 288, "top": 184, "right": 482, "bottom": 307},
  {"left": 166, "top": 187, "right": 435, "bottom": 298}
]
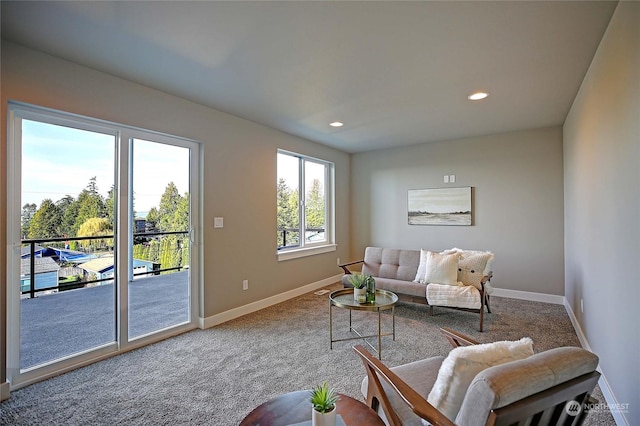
[
  {"left": 277, "top": 149, "right": 336, "bottom": 261},
  {"left": 6, "top": 101, "right": 201, "bottom": 388}
]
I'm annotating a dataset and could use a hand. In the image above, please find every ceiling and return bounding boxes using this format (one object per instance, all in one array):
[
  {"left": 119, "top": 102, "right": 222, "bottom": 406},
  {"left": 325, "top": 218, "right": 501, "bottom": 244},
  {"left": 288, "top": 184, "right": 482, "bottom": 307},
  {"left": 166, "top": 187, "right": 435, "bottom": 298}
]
[{"left": 1, "top": 1, "right": 617, "bottom": 153}]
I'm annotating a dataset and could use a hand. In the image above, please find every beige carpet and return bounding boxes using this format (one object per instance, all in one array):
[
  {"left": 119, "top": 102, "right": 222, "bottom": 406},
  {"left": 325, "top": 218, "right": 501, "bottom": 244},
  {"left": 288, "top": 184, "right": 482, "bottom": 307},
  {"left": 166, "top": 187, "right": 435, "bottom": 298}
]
[{"left": 0, "top": 282, "right": 615, "bottom": 425}]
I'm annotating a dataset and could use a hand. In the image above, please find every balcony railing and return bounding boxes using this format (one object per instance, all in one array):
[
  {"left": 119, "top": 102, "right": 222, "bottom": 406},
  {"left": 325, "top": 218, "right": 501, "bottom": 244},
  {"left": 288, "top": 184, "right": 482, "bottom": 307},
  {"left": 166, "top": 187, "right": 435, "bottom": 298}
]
[
  {"left": 21, "top": 230, "right": 188, "bottom": 299},
  {"left": 277, "top": 227, "right": 325, "bottom": 249}
]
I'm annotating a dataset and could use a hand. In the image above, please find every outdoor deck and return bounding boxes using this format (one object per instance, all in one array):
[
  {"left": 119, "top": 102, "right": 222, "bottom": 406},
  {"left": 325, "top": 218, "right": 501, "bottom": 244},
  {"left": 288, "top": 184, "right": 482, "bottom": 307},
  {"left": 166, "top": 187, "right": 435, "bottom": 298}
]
[{"left": 19, "top": 271, "right": 189, "bottom": 369}]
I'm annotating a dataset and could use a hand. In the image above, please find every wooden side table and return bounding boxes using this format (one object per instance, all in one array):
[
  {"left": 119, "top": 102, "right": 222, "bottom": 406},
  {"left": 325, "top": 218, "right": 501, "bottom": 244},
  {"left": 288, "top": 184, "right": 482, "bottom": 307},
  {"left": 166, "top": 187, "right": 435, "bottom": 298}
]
[{"left": 239, "top": 390, "right": 384, "bottom": 426}]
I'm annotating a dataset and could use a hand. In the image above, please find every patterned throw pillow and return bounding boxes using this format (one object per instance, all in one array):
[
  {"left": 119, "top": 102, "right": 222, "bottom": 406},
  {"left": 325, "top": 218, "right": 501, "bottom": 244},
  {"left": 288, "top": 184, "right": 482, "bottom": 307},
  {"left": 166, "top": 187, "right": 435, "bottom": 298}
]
[{"left": 458, "top": 252, "right": 493, "bottom": 290}]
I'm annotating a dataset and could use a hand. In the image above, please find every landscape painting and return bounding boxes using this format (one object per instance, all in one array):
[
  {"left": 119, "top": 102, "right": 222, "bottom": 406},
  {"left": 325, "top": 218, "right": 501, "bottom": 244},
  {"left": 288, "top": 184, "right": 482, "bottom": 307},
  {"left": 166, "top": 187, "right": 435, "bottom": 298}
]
[{"left": 408, "top": 187, "right": 472, "bottom": 225}]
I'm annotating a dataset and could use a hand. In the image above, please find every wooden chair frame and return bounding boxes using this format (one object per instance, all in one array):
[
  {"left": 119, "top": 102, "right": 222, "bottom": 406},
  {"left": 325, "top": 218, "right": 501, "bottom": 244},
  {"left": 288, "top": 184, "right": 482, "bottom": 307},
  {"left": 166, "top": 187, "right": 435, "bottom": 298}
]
[{"left": 353, "top": 328, "right": 601, "bottom": 426}]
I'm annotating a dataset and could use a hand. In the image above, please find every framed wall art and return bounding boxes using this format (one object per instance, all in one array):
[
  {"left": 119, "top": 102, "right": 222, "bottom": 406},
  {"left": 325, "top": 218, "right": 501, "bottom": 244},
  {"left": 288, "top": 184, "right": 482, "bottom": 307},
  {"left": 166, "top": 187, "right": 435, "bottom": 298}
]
[{"left": 408, "top": 187, "right": 472, "bottom": 225}]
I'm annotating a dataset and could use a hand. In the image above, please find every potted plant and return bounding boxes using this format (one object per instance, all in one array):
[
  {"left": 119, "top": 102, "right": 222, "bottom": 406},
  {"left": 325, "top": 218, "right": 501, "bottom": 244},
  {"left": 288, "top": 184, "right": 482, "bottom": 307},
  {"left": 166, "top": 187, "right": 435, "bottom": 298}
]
[
  {"left": 347, "top": 274, "right": 368, "bottom": 303},
  {"left": 309, "top": 381, "right": 339, "bottom": 426}
]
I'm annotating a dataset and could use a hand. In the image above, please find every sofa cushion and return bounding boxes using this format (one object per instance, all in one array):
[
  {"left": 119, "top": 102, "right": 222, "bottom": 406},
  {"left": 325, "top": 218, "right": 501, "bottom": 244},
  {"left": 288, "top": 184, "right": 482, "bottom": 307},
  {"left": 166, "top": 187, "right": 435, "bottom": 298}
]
[
  {"left": 427, "top": 337, "right": 534, "bottom": 421},
  {"left": 375, "top": 277, "right": 427, "bottom": 298},
  {"left": 362, "top": 247, "right": 420, "bottom": 282}
]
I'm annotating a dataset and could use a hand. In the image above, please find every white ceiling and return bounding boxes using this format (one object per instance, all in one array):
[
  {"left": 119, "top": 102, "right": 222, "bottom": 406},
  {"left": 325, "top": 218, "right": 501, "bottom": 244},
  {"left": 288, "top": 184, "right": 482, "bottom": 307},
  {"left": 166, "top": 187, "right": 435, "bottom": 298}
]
[{"left": 1, "top": 1, "right": 617, "bottom": 153}]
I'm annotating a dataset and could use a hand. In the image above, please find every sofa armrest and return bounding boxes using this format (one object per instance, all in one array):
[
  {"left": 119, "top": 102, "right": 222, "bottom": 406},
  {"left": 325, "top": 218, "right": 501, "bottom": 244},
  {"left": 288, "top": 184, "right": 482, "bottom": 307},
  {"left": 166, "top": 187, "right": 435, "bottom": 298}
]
[{"left": 338, "top": 259, "right": 364, "bottom": 274}]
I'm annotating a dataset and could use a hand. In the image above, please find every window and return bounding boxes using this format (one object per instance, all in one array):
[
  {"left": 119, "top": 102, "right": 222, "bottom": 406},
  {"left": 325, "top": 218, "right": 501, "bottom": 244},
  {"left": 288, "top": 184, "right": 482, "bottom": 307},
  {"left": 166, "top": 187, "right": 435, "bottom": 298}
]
[{"left": 277, "top": 150, "right": 335, "bottom": 260}]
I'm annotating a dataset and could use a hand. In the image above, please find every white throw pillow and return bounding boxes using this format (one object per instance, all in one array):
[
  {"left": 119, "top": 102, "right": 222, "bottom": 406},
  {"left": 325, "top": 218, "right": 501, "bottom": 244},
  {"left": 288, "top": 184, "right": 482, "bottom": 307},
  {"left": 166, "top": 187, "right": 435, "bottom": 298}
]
[
  {"left": 414, "top": 249, "right": 429, "bottom": 283},
  {"left": 423, "top": 251, "right": 459, "bottom": 286},
  {"left": 427, "top": 337, "right": 534, "bottom": 421},
  {"left": 457, "top": 252, "right": 494, "bottom": 290}
]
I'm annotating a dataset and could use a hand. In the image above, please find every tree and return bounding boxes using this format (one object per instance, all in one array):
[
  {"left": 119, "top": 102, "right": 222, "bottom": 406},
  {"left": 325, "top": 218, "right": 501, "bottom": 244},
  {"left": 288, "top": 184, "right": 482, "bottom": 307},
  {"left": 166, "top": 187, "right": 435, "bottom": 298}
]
[
  {"left": 56, "top": 195, "right": 77, "bottom": 237},
  {"left": 305, "top": 178, "right": 325, "bottom": 230},
  {"left": 277, "top": 178, "right": 299, "bottom": 246},
  {"left": 145, "top": 207, "right": 159, "bottom": 232},
  {"left": 173, "top": 193, "right": 189, "bottom": 232},
  {"left": 21, "top": 203, "right": 37, "bottom": 238},
  {"left": 28, "top": 199, "right": 62, "bottom": 239},
  {"left": 77, "top": 217, "right": 113, "bottom": 250},
  {"left": 74, "top": 177, "right": 106, "bottom": 233},
  {"left": 158, "top": 182, "right": 181, "bottom": 232},
  {"left": 105, "top": 185, "right": 116, "bottom": 229}
]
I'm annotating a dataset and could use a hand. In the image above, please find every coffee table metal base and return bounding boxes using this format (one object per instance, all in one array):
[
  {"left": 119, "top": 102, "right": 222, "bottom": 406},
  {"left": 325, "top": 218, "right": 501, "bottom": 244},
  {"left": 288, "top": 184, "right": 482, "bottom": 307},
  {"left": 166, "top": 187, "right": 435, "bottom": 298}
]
[{"left": 329, "top": 289, "right": 398, "bottom": 359}]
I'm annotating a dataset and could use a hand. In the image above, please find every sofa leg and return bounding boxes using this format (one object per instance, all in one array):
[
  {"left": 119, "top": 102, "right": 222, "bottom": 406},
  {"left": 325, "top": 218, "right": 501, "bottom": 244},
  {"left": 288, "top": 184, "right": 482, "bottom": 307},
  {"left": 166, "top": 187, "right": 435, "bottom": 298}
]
[{"left": 429, "top": 305, "right": 434, "bottom": 316}]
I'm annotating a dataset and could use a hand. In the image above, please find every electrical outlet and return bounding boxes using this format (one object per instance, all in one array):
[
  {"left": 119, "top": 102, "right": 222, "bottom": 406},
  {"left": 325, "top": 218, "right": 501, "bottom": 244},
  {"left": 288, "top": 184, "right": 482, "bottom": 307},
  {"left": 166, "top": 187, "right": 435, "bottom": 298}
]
[
  {"left": 337, "top": 258, "right": 341, "bottom": 265},
  {"left": 243, "top": 280, "right": 249, "bottom": 291},
  {"left": 580, "top": 298, "right": 584, "bottom": 313}
]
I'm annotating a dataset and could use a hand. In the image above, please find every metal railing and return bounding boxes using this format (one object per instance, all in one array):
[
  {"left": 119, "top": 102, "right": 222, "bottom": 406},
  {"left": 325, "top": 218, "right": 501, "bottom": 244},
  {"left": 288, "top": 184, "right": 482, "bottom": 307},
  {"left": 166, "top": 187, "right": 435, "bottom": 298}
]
[
  {"left": 277, "top": 227, "right": 325, "bottom": 249},
  {"left": 21, "top": 230, "right": 188, "bottom": 298}
]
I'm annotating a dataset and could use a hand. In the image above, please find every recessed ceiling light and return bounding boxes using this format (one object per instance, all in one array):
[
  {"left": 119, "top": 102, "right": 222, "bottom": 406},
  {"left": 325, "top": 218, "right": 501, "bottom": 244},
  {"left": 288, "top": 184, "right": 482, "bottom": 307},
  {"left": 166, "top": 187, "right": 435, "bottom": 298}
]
[
  {"left": 329, "top": 121, "right": 344, "bottom": 127},
  {"left": 468, "top": 92, "right": 488, "bottom": 101}
]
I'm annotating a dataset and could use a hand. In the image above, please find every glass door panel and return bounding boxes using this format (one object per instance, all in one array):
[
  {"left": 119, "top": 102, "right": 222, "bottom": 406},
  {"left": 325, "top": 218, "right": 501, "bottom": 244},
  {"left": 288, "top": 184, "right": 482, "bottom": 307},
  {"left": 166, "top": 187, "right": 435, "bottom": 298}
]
[
  {"left": 129, "top": 138, "right": 191, "bottom": 339},
  {"left": 19, "top": 119, "right": 116, "bottom": 370}
]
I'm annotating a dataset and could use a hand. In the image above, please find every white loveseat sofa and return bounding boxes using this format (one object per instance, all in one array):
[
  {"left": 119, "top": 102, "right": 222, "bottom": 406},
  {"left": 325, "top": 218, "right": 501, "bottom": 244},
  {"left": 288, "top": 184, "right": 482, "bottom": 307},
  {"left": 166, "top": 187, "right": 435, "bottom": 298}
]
[{"left": 340, "top": 247, "right": 494, "bottom": 331}]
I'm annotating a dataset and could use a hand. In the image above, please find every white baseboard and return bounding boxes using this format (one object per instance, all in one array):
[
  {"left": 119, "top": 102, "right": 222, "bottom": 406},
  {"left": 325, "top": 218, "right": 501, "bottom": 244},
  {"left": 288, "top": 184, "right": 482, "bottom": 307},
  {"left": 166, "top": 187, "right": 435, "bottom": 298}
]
[
  {"left": 564, "top": 299, "right": 629, "bottom": 426},
  {"left": 1, "top": 381, "right": 9, "bottom": 401},
  {"left": 491, "top": 287, "right": 564, "bottom": 305},
  {"left": 199, "top": 274, "right": 342, "bottom": 329}
]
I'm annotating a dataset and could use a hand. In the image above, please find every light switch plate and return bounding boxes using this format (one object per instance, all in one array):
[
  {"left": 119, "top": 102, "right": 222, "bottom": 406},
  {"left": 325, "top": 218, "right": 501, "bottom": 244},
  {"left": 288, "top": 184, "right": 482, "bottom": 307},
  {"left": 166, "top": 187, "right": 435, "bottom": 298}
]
[{"left": 214, "top": 217, "right": 224, "bottom": 228}]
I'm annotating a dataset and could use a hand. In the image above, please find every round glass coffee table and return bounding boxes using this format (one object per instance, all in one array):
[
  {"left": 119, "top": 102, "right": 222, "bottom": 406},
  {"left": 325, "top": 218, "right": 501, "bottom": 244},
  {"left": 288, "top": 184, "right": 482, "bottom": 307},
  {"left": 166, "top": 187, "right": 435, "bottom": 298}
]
[{"left": 329, "top": 288, "right": 398, "bottom": 359}]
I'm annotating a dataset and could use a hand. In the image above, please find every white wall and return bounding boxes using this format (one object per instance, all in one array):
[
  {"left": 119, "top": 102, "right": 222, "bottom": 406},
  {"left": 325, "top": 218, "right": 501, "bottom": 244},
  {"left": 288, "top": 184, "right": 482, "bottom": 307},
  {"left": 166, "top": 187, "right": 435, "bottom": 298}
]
[
  {"left": 350, "top": 126, "right": 565, "bottom": 296},
  {"left": 563, "top": 2, "right": 639, "bottom": 425}
]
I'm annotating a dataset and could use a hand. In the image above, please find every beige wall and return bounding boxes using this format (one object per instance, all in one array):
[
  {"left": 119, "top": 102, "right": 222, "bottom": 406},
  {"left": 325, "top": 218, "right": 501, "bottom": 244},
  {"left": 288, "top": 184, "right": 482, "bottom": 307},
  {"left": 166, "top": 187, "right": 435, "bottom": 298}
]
[
  {"left": 0, "top": 41, "right": 351, "bottom": 384},
  {"left": 350, "top": 126, "right": 565, "bottom": 296},
  {"left": 564, "top": 2, "right": 639, "bottom": 424}
]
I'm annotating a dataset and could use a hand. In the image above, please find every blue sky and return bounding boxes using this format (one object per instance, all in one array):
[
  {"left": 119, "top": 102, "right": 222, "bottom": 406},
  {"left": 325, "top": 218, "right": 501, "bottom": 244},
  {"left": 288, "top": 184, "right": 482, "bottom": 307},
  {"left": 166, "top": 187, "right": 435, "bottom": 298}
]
[{"left": 22, "top": 120, "right": 189, "bottom": 214}]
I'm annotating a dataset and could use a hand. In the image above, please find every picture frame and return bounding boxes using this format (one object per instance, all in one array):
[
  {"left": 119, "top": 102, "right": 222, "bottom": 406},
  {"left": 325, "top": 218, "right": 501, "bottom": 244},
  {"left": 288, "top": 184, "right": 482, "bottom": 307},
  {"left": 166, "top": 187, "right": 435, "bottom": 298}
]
[{"left": 408, "top": 187, "right": 472, "bottom": 225}]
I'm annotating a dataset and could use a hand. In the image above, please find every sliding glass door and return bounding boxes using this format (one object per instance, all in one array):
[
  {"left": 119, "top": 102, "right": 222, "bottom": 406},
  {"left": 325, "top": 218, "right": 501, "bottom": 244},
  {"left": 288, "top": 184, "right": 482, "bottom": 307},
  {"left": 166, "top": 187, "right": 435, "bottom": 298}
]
[
  {"left": 7, "top": 103, "right": 200, "bottom": 388},
  {"left": 17, "top": 119, "right": 118, "bottom": 371},
  {"left": 129, "top": 138, "right": 192, "bottom": 339}
]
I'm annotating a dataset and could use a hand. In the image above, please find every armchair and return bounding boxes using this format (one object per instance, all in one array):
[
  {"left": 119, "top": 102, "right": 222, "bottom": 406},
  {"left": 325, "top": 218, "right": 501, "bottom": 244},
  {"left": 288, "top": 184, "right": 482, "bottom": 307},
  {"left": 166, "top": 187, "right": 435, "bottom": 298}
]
[{"left": 353, "top": 328, "right": 601, "bottom": 426}]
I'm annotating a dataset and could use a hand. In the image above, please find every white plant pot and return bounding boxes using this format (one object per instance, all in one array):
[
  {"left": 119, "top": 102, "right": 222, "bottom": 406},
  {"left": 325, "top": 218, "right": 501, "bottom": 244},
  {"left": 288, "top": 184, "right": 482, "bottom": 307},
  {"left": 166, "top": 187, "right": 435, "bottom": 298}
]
[
  {"left": 354, "top": 287, "right": 367, "bottom": 303},
  {"left": 312, "top": 406, "right": 337, "bottom": 426}
]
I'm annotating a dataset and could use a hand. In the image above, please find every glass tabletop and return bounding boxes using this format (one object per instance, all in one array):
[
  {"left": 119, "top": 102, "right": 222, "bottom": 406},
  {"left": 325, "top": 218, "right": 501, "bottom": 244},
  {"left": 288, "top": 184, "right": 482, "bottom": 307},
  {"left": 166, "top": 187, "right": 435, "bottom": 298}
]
[{"left": 329, "top": 288, "right": 398, "bottom": 310}]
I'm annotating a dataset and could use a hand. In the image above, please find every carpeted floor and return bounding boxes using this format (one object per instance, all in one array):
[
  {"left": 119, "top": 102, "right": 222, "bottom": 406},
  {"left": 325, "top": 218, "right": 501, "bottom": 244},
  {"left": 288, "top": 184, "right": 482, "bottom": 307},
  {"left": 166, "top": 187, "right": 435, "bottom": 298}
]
[{"left": 0, "top": 283, "right": 615, "bottom": 425}]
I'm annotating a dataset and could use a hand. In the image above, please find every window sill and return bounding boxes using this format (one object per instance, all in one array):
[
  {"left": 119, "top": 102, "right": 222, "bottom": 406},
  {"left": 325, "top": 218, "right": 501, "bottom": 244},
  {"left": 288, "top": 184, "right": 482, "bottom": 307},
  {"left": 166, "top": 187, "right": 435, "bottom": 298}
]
[{"left": 277, "top": 244, "right": 337, "bottom": 262}]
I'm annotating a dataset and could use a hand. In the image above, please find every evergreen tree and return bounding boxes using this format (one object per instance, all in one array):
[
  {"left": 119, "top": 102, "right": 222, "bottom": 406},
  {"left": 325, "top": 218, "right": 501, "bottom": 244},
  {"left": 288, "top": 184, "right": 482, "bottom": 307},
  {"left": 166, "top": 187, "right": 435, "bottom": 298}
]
[
  {"left": 21, "top": 203, "right": 37, "bottom": 238},
  {"left": 105, "top": 185, "right": 116, "bottom": 229},
  {"left": 145, "top": 207, "right": 159, "bottom": 232},
  {"left": 277, "top": 178, "right": 299, "bottom": 246},
  {"left": 305, "top": 178, "right": 325, "bottom": 230},
  {"left": 56, "top": 195, "right": 76, "bottom": 237},
  {"left": 74, "top": 177, "right": 106, "bottom": 233},
  {"left": 28, "top": 199, "right": 62, "bottom": 239},
  {"left": 158, "top": 182, "right": 181, "bottom": 232}
]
